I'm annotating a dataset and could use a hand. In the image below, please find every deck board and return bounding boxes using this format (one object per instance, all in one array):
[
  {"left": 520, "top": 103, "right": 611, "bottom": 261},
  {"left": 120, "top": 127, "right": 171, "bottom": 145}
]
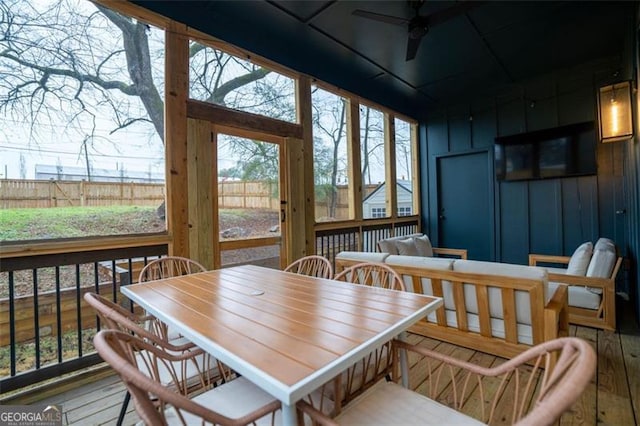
[
  {"left": 620, "top": 330, "right": 640, "bottom": 424},
  {"left": 560, "top": 325, "right": 598, "bottom": 425},
  {"left": 597, "top": 330, "right": 636, "bottom": 424},
  {"left": 9, "top": 324, "right": 640, "bottom": 425}
]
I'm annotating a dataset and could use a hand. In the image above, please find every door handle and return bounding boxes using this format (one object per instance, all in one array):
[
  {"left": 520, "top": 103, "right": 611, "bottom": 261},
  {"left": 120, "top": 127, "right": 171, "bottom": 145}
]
[
  {"left": 439, "top": 215, "right": 446, "bottom": 220},
  {"left": 281, "top": 209, "right": 286, "bottom": 223}
]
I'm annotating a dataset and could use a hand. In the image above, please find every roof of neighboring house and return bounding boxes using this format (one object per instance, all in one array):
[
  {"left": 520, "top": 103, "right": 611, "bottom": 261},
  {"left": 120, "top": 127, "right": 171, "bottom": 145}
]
[
  {"left": 363, "top": 180, "right": 412, "bottom": 204},
  {"left": 35, "top": 164, "right": 164, "bottom": 182}
]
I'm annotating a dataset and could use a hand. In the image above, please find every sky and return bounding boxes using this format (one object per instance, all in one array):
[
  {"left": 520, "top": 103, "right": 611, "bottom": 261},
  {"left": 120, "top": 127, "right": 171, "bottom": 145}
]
[
  {"left": 0, "top": 116, "right": 164, "bottom": 180},
  {"left": 0, "top": 0, "right": 399, "bottom": 184}
]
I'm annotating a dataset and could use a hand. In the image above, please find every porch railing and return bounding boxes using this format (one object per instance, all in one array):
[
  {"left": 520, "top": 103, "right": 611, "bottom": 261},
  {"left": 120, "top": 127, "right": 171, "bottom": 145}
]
[
  {"left": 0, "top": 217, "right": 419, "bottom": 395},
  {"left": 0, "top": 240, "right": 168, "bottom": 394},
  {"left": 315, "top": 218, "right": 419, "bottom": 265}
]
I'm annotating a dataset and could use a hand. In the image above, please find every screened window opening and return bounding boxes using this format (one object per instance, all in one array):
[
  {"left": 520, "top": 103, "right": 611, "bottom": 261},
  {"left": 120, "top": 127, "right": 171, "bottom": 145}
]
[
  {"left": 0, "top": 0, "right": 167, "bottom": 242},
  {"left": 361, "top": 105, "right": 387, "bottom": 219},
  {"left": 188, "top": 41, "right": 296, "bottom": 123},
  {"left": 311, "top": 87, "right": 350, "bottom": 222},
  {"left": 394, "top": 117, "right": 416, "bottom": 217}
]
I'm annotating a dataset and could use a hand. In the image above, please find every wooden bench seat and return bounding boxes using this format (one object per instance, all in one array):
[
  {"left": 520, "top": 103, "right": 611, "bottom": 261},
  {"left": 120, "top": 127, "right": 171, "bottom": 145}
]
[{"left": 336, "top": 252, "right": 568, "bottom": 360}]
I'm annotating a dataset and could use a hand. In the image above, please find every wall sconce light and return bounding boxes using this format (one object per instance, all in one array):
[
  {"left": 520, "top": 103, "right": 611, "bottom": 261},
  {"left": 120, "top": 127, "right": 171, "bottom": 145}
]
[{"left": 598, "top": 81, "right": 633, "bottom": 143}]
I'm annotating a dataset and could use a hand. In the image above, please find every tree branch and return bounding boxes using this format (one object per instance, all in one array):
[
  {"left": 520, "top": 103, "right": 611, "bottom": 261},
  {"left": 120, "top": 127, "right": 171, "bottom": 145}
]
[
  {"left": 1, "top": 51, "right": 138, "bottom": 95},
  {"left": 208, "top": 67, "right": 271, "bottom": 105}
]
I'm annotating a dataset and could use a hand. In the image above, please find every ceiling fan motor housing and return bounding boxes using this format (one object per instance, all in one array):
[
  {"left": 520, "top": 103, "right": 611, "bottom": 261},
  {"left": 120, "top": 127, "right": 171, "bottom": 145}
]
[{"left": 409, "top": 19, "right": 428, "bottom": 39}]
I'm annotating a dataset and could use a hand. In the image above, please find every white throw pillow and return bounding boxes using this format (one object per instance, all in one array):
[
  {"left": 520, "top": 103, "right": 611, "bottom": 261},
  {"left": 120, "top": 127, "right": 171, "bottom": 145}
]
[
  {"left": 396, "top": 238, "right": 419, "bottom": 256},
  {"left": 378, "top": 239, "right": 399, "bottom": 255},
  {"left": 566, "top": 242, "right": 593, "bottom": 276},
  {"left": 413, "top": 235, "right": 434, "bottom": 257},
  {"left": 586, "top": 244, "right": 616, "bottom": 279},
  {"left": 594, "top": 237, "right": 615, "bottom": 252}
]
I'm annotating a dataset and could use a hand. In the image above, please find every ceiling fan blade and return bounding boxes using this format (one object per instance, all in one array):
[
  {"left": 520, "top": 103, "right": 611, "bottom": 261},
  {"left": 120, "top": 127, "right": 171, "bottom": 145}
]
[
  {"left": 352, "top": 9, "right": 409, "bottom": 26},
  {"left": 406, "top": 36, "right": 422, "bottom": 61},
  {"left": 425, "top": 1, "right": 486, "bottom": 28}
]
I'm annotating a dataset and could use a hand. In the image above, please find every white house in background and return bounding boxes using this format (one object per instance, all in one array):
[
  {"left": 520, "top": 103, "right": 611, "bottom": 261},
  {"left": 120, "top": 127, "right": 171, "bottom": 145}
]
[
  {"left": 362, "top": 180, "right": 413, "bottom": 219},
  {"left": 35, "top": 164, "right": 164, "bottom": 183}
]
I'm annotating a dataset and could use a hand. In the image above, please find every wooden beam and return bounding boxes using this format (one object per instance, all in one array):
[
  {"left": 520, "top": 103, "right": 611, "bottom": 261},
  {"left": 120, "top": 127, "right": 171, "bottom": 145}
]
[
  {"left": 187, "top": 100, "right": 303, "bottom": 139},
  {"left": 212, "top": 125, "right": 283, "bottom": 146},
  {"left": 165, "top": 24, "right": 190, "bottom": 257},
  {"left": 93, "top": 0, "right": 171, "bottom": 29}
]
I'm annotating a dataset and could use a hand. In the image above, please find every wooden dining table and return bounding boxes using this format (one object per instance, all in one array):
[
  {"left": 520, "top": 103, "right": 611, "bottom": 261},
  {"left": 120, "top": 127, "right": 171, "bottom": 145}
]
[{"left": 121, "top": 264, "right": 443, "bottom": 425}]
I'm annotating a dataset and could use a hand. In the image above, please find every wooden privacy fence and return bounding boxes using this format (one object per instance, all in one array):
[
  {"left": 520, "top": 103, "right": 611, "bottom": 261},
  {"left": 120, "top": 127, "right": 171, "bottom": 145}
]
[
  {"left": 0, "top": 179, "right": 164, "bottom": 209},
  {"left": 0, "top": 179, "right": 279, "bottom": 210},
  {"left": 0, "top": 179, "right": 375, "bottom": 214},
  {"left": 218, "top": 180, "right": 280, "bottom": 210}
]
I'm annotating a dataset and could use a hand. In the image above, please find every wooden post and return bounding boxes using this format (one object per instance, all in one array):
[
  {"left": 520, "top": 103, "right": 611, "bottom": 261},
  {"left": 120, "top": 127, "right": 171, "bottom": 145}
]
[
  {"left": 347, "top": 99, "right": 363, "bottom": 246},
  {"left": 295, "top": 77, "right": 315, "bottom": 256},
  {"left": 410, "top": 123, "right": 420, "bottom": 220},
  {"left": 165, "top": 24, "right": 190, "bottom": 257},
  {"left": 284, "top": 137, "right": 306, "bottom": 264},
  {"left": 384, "top": 113, "right": 397, "bottom": 224},
  {"left": 187, "top": 119, "right": 215, "bottom": 270}
]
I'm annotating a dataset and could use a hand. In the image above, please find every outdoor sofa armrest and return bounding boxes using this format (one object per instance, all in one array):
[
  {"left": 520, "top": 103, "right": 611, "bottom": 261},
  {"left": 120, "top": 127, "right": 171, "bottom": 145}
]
[
  {"left": 529, "top": 253, "right": 571, "bottom": 267},
  {"left": 544, "top": 284, "right": 569, "bottom": 341},
  {"left": 432, "top": 247, "right": 467, "bottom": 259}
]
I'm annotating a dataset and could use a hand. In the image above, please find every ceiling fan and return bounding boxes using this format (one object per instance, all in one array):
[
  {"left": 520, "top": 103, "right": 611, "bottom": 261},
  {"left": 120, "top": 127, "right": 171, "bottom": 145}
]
[{"left": 352, "top": 1, "right": 482, "bottom": 61}]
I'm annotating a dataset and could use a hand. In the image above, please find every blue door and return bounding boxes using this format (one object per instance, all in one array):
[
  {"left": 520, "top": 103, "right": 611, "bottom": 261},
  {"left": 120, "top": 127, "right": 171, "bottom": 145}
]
[{"left": 437, "top": 151, "right": 493, "bottom": 261}]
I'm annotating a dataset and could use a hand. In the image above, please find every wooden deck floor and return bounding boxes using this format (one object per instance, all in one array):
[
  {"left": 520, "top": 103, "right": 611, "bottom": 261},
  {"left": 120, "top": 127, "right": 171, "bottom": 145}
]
[{"left": 6, "top": 321, "right": 640, "bottom": 425}]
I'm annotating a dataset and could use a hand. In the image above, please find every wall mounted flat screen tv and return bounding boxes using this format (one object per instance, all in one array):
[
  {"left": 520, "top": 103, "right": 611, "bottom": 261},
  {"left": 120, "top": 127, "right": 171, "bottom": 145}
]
[{"left": 495, "top": 121, "right": 597, "bottom": 181}]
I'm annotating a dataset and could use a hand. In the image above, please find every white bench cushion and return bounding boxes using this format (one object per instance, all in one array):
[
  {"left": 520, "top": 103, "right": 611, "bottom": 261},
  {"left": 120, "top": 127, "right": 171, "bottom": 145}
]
[
  {"left": 439, "top": 309, "right": 534, "bottom": 345},
  {"left": 451, "top": 260, "right": 549, "bottom": 326},
  {"left": 548, "top": 282, "right": 601, "bottom": 310},
  {"left": 385, "top": 255, "right": 454, "bottom": 295},
  {"left": 335, "top": 380, "right": 485, "bottom": 425},
  {"left": 336, "top": 251, "right": 390, "bottom": 263}
]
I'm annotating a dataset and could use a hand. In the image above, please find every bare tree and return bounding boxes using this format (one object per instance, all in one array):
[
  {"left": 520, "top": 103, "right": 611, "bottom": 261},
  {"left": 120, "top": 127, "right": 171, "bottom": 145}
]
[
  {"left": 359, "top": 105, "right": 385, "bottom": 185},
  {"left": 312, "top": 90, "right": 346, "bottom": 218},
  {"left": 0, "top": 0, "right": 273, "bottom": 152}
]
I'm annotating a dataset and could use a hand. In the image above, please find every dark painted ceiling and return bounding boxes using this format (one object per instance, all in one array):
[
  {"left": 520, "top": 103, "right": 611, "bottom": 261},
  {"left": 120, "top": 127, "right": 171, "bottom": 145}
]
[{"left": 133, "top": 1, "right": 636, "bottom": 118}]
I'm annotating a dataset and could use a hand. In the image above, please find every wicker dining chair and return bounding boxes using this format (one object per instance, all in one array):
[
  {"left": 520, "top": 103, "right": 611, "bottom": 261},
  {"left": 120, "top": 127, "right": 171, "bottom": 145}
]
[
  {"left": 85, "top": 292, "right": 228, "bottom": 425},
  {"left": 330, "top": 262, "right": 405, "bottom": 406},
  {"left": 298, "top": 337, "right": 597, "bottom": 426},
  {"left": 93, "top": 329, "right": 282, "bottom": 426},
  {"left": 138, "top": 256, "right": 206, "bottom": 283},
  {"left": 284, "top": 255, "right": 333, "bottom": 279},
  {"left": 334, "top": 261, "right": 405, "bottom": 291}
]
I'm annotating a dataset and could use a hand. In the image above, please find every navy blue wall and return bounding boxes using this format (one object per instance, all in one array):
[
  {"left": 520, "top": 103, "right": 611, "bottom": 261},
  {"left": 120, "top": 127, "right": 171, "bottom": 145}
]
[{"left": 420, "top": 57, "right": 638, "bottom": 320}]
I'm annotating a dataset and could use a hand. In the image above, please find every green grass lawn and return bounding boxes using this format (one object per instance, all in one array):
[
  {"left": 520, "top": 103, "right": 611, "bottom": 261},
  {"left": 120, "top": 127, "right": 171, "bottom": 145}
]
[
  {"left": 0, "top": 205, "right": 165, "bottom": 241},
  {"left": 0, "top": 206, "right": 276, "bottom": 241}
]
